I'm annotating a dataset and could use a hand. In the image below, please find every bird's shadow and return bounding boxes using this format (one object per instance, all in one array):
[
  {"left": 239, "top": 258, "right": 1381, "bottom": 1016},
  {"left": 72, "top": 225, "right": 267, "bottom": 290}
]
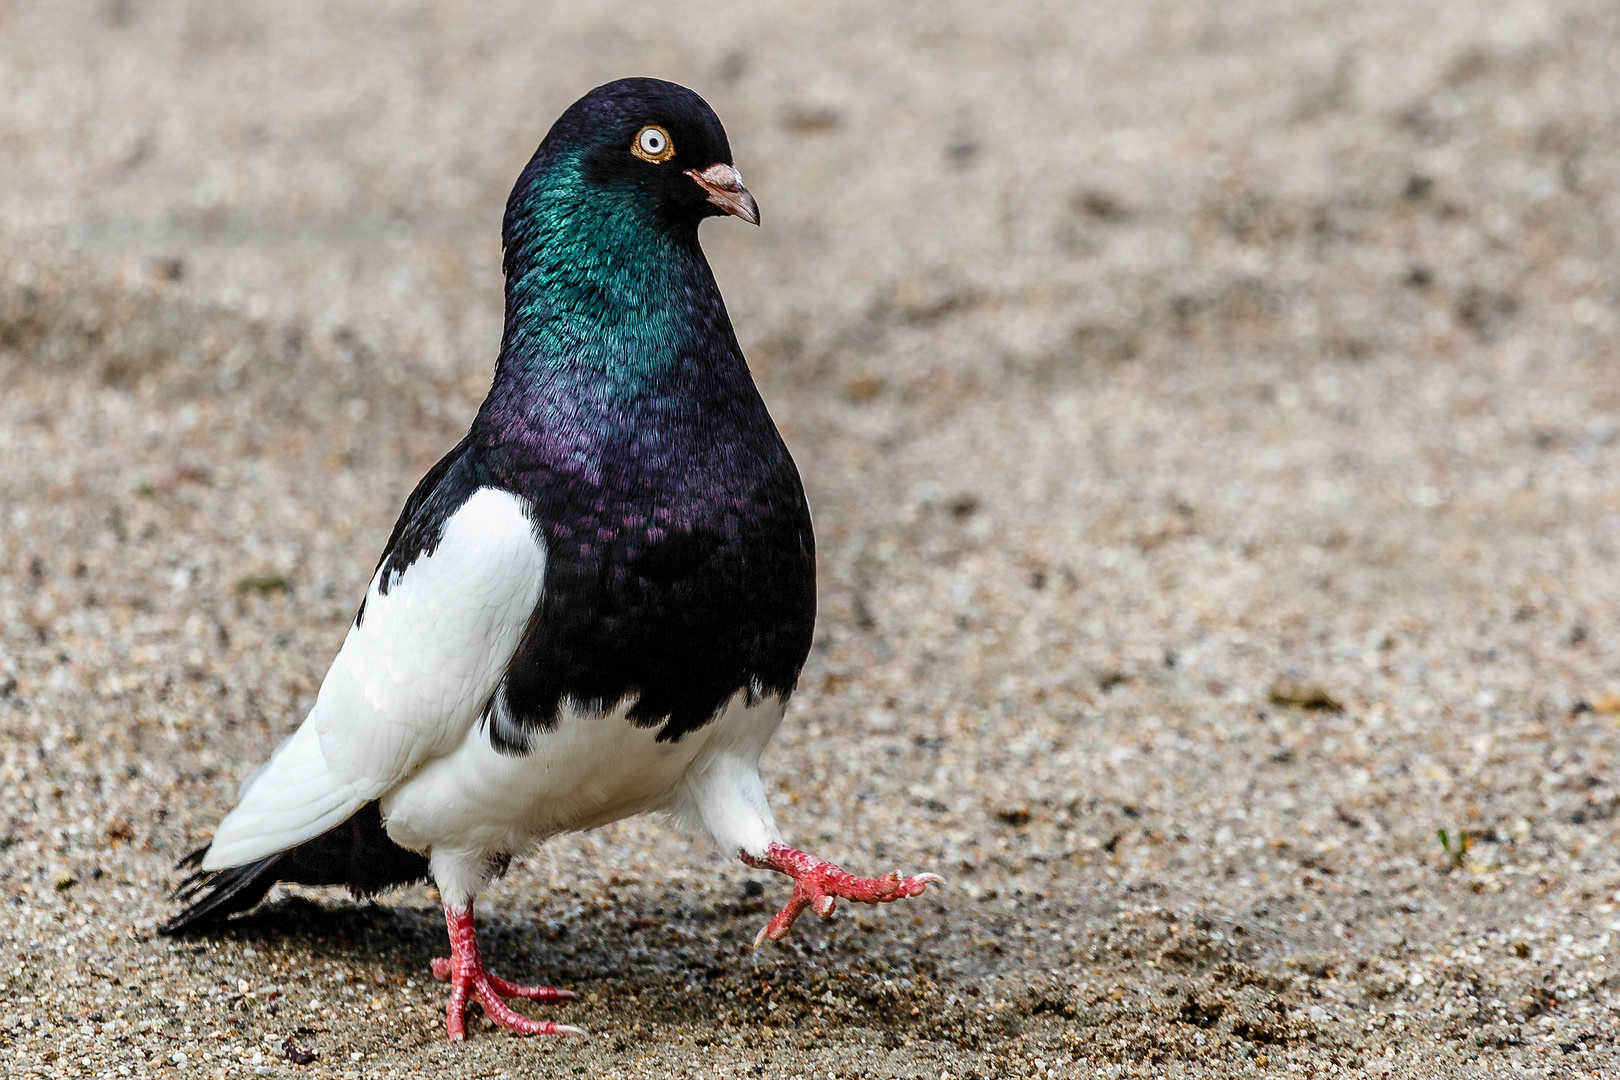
[
  {"left": 166, "top": 885, "right": 965, "bottom": 1029},
  {"left": 170, "top": 894, "right": 448, "bottom": 970}
]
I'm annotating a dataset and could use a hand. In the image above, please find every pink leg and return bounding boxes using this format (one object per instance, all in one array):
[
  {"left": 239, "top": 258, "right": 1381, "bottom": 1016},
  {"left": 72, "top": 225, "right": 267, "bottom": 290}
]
[
  {"left": 740, "top": 842, "right": 943, "bottom": 946},
  {"left": 430, "top": 904, "right": 584, "bottom": 1040}
]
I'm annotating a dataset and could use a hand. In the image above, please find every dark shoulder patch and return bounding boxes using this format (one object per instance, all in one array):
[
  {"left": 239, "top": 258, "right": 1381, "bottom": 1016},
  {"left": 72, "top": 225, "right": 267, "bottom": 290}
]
[{"left": 356, "top": 435, "right": 483, "bottom": 626}]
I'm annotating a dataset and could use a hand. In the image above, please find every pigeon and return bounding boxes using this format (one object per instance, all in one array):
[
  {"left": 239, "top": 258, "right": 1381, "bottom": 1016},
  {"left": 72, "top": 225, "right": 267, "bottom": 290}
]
[{"left": 163, "top": 77, "right": 940, "bottom": 1041}]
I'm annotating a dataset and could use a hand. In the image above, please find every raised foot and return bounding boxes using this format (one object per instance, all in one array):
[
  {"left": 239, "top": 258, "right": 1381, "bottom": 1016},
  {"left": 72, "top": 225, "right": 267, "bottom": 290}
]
[
  {"left": 740, "top": 842, "right": 943, "bottom": 946},
  {"left": 436, "top": 904, "right": 584, "bottom": 1040}
]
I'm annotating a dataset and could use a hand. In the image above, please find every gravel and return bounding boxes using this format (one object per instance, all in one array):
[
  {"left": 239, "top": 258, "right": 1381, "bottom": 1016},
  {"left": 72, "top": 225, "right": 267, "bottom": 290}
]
[{"left": 4, "top": 2, "right": 1620, "bottom": 1077}]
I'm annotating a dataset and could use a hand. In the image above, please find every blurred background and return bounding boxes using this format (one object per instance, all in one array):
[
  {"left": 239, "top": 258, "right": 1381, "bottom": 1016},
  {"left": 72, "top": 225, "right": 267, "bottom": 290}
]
[{"left": 3, "top": 2, "right": 1620, "bottom": 1077}]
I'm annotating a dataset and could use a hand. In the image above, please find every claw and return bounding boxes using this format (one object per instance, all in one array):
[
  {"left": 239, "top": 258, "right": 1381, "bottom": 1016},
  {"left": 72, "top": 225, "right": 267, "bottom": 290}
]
[{"left": 740, "top": 843, "right": 943, "bottom": 945}]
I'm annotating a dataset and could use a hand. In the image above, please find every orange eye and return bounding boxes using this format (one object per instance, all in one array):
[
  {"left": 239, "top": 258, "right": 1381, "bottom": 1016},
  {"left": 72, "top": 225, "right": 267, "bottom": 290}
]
[{"left": 631, "top": 125, "right": 675, "bottom": 163}]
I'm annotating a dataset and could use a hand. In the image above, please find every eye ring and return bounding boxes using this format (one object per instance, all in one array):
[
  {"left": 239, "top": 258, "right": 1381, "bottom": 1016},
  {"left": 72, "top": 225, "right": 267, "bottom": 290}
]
[{"left": 631, "top": 124, "right": 675, "bottom": 163}]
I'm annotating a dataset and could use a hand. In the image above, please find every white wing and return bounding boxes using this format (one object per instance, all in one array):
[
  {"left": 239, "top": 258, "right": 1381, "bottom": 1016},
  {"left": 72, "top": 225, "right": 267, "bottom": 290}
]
[{"left": 202, "top": 487, "right": 546, "bottom": 869}]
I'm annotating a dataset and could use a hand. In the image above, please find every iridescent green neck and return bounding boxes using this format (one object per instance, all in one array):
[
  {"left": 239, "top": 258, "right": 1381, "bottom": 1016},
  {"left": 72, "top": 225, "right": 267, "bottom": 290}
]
[{"left": 498, "top": 152, "right": 695, "bottom": 396}]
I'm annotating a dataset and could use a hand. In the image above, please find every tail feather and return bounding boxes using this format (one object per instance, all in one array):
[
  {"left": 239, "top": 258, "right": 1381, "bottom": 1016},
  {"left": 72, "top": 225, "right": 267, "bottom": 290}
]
[
  {"left": 163, "top": 852, "right": 286, "bottom": 934},
  {"left": 161, "top": 802, "right": 431, "bottom": 934}
]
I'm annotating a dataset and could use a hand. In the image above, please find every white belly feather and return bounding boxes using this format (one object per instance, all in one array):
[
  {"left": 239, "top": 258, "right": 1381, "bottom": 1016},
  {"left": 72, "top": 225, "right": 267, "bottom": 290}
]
[{"left": 383, "top": 690, "right": 786, "bottom": 865}]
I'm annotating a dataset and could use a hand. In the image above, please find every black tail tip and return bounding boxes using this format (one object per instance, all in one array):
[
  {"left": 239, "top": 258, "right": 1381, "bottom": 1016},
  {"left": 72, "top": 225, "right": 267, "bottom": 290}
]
[{"left": 160, "top": 851, "right": 282, "bottom": 936}]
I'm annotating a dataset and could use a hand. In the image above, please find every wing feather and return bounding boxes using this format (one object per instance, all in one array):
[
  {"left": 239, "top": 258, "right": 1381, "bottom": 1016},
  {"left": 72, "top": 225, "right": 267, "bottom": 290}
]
[{"left": 202, "top": 487, "right": 546, "bottom": 869}]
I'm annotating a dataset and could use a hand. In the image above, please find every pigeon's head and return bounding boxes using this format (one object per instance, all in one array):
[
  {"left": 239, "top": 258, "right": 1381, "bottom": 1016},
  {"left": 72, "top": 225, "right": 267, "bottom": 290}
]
[{"left": 520, "top": 77, "right": 758, "bottom": 233}]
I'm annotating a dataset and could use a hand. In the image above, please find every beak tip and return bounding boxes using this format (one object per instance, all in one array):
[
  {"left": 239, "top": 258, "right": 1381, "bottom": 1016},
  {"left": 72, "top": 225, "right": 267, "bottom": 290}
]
[{"left": 688, "top": 163, "right": 760, "bottom": 226}]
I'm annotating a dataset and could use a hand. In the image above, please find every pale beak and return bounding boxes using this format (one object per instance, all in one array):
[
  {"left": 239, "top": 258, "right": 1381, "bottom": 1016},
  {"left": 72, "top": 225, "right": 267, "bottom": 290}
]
[{"left": 686, "top": 162, "right": 760, "bottom": 225}]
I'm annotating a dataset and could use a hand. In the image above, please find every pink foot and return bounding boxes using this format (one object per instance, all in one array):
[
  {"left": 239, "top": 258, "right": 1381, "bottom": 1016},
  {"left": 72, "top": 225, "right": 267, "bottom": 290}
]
[
  {"left": 432, "top": 904, "right": 584, "bottom": 1040},
  {"left": 740, "top": 842, "right": 943, "bottom": 946}
]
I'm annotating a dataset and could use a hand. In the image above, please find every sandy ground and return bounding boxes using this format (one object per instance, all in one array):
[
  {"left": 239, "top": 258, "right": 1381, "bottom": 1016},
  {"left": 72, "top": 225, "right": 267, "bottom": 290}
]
[{"left": 4, "top": 1, "right": 1620, "bottom": 1077}]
